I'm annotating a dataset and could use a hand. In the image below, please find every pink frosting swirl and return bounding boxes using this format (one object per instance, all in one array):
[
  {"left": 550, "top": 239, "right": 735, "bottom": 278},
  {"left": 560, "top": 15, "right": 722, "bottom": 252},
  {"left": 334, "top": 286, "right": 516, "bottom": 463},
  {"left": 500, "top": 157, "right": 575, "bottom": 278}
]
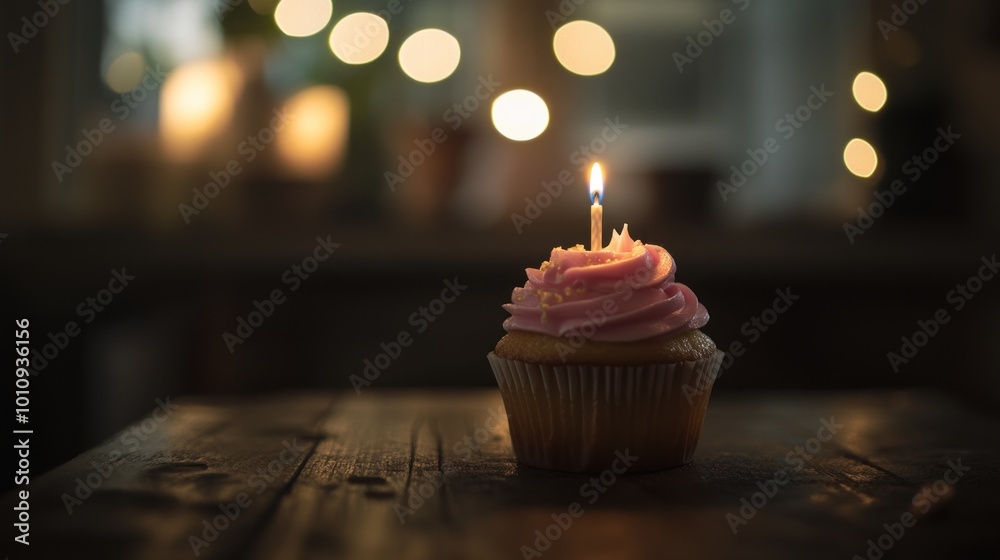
[{"left": 502, "top": 224, "right": 708, "bottom": 342}]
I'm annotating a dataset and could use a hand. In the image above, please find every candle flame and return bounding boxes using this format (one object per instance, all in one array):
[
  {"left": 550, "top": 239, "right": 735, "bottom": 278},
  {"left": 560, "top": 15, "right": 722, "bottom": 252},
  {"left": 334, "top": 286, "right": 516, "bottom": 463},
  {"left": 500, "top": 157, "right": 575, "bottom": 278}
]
[{"left": 590, "top": 162, "right": 603, "bottom": 204}]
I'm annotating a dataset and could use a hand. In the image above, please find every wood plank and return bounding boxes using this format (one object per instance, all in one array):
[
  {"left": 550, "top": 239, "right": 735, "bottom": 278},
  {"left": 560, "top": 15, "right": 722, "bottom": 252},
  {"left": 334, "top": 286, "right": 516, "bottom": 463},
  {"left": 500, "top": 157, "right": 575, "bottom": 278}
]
[
  {"left": 9, "top": 390, "right": 998, "bottom": 560},
  {"left": 5, "top": 394, "right": 333, "bottom": 560},
  {"left": 247, "top": 392, "right": 447, "bottom": 560}
]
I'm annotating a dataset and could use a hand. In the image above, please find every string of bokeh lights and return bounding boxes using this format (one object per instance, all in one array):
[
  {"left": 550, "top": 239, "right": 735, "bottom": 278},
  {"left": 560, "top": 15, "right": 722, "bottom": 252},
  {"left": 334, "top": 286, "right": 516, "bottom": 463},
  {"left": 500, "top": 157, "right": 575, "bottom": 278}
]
[
  {"left": 845, "top": 71, "right": 888, "bottom": 179},
  {"left": 271, "top": 0, "right": 615, "bottom": 142},
  {"left": 107, "top": 0, "right": 887, "bottom": 183}
]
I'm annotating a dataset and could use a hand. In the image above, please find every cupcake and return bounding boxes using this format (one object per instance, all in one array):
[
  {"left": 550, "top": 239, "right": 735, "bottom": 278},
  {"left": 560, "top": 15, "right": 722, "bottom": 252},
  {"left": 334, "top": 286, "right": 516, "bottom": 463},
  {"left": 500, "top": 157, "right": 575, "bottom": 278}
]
[{"left": 488, "top": 224, "right": 722, "bottom": 472}]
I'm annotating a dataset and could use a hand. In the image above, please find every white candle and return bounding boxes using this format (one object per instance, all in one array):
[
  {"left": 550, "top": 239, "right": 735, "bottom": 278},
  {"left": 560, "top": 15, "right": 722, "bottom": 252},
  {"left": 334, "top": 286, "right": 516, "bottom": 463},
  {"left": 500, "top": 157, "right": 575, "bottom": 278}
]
[{"left": 590, "top": 163, "right": 604, "bottom": 251}]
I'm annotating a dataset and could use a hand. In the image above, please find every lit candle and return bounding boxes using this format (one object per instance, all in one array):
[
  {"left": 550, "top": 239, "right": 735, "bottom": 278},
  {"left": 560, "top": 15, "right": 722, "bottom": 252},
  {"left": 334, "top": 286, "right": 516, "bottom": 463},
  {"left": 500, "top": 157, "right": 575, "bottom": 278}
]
[{"left": 590, "top": 163, "right": 604, "bottom": 251}]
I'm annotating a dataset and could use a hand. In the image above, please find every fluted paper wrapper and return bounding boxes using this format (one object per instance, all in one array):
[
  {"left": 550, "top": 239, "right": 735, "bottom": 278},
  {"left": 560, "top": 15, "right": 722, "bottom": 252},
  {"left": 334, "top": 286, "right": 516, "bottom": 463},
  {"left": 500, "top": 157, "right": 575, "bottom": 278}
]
[{"left": 488, "top": 350, "right": 724, "bottom": 473}]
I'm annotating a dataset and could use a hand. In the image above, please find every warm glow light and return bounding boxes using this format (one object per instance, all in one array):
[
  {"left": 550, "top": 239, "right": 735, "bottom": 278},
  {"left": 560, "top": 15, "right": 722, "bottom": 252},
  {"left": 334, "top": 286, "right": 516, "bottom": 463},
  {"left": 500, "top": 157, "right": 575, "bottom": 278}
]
[
  {"left": 398, "top": 29, "right": 460, "bottom": 83},
  {"left": 590, "top": 163, "right": 604, "bottom": 203},
  {"left": 276, "top": 85, "right": 350, "bottom": 177},
  {"left": 104, "top": 51, "right": 146, "bottom": 93},
  {"left": 553, "top": 21, "right": 616, "bottom": 76},
  {"left": 843, "top": 138, "right": 878, "bottom": 178},
  {"left": 852, "top": 71, "right": 888, "bottom": 112},
  {"left": 160, "top": 59, "right": 241, "bottom": 160},
  {"left": 491, "top": 90, "right": 549, "bottom": 141},
  {"left": 329, "top": 13, "right": 389, "bottom": 64},
  {"left": 274, "top": 0, "right": 333, "bottom": 38}
]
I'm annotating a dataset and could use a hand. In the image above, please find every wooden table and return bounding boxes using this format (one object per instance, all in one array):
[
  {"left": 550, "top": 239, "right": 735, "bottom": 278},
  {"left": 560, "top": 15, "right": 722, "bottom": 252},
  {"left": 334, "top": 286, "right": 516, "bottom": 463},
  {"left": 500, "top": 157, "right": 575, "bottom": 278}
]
[{"left": 9, "top": 391, "right": 998, "bottom": 560}]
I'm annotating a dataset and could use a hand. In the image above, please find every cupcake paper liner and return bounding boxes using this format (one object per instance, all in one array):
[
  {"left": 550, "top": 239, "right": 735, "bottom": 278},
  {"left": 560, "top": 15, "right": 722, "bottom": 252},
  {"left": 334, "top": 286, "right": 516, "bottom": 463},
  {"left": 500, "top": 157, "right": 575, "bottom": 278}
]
[{"left": 487, "top": 350, "right": 724, "bottom": 473}]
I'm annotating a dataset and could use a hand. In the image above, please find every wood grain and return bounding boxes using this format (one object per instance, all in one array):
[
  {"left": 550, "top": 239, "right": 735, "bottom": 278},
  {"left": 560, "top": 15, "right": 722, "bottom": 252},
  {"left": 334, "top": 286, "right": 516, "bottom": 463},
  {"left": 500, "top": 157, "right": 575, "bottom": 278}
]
[{"left": 6, "top": 390, "right": 998, "bottom": 560}]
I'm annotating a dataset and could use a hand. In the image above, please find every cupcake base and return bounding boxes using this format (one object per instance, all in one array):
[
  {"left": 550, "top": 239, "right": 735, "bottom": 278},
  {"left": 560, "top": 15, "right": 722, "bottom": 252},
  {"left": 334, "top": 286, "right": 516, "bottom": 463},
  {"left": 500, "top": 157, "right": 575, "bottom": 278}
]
[{"left": 488, "top": 350, "right": 723, "bottom": 473}]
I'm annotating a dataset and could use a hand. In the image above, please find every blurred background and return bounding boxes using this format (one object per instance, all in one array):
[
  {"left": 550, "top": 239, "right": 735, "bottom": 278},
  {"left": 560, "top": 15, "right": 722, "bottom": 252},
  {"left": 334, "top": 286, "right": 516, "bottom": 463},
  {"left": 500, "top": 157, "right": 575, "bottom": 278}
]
[{"left": 2, "top": 0, "right": 999, "bottom": 478}]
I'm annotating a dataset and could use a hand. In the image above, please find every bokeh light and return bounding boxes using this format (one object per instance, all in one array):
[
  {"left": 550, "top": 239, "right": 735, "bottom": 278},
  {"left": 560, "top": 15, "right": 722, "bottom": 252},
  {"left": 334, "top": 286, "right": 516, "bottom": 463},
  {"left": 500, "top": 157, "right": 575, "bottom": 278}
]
[
  {"left": 843, "top": 138, "right": 878, "bottom": 178},
  {"left": 277, "top": 85, "right": 350, "bottom": 177},
  {"left": 553, "top": 21, "right": 616, "bottom": 76},
  {"left": 491, "top": 89, "right": 549, "bottom": 141},
  {"left": 852, "top": 72, "right": 888, "bottom": 112},
  {"left": 160, "top": 59, "right": 242, "bottom": 160},
  {"left": 398, "top": 29, "right": 461, "bottom": 83},
  {"left": 329, "top": 13, "right": 390, "bottom": 65},
  {"left": 104, "top": 51, "right": 146, "bottom": 93},
  {"left": 274, "top": 0, "right": 333, "bottom": 38}
]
